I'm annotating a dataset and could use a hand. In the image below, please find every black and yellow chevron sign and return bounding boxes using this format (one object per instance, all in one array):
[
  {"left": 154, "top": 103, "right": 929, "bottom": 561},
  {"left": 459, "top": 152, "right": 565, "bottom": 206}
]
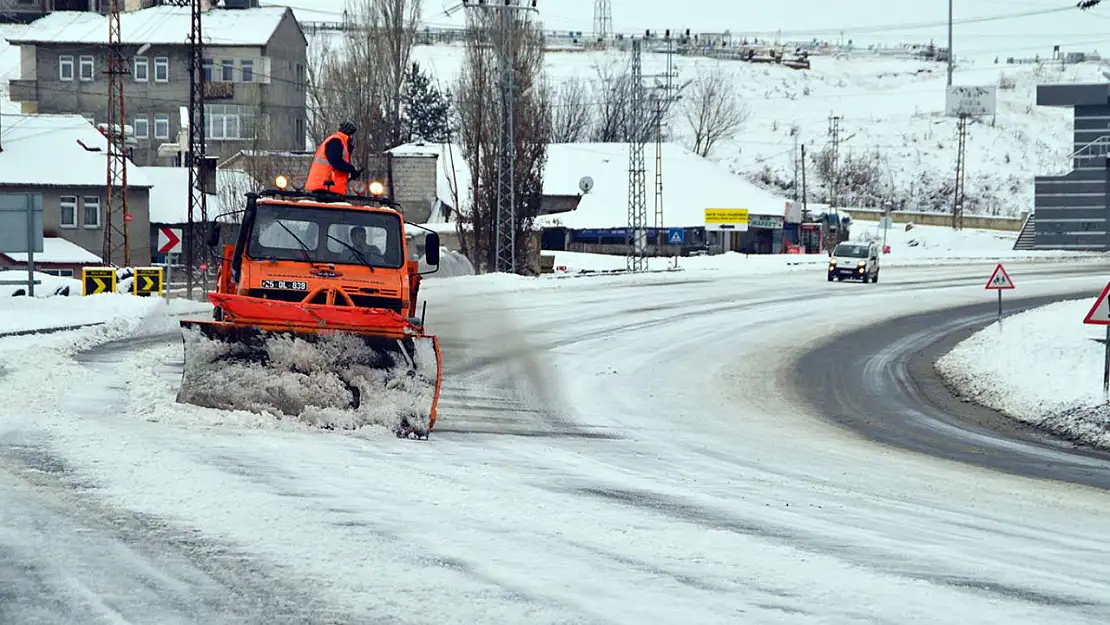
[
  {"left": 133, "top": 267, "right": 164, "bottom": 297},
  {"left": 81, "top": 267, "right": 117, "bottom": 296}
]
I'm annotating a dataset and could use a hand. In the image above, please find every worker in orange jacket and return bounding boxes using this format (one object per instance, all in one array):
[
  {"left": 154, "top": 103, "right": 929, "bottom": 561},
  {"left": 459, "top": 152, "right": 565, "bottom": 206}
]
[{"left": 306, "top": 120, "right": 362, "bottom": 195}]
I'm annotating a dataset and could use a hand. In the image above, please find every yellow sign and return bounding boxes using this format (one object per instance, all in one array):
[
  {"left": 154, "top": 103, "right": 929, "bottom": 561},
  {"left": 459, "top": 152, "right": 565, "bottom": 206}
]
[
  {"left": 704, "top": 208, "right": 750, "bottom": 231},
  {"left": 82, "top": 267, "right": 117, "bottom": 296},
  {"left": 132, "top": 267, "right": 164, "bottom": 297},
  {"left": 704, "top": 208, "right": 749, "bottom": 224}
]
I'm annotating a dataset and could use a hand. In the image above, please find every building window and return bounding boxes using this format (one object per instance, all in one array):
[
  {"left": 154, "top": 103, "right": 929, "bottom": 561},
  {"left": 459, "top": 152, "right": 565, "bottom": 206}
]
[
  {"left": 82, "top": 196, "right": 101, "bottom": 228},
  {"left": 154, "top": 56, "right": 168, "bottom": 82},
  {"left": 59, "top": 55, "right": 74, "bottom": 81},
  {"left": 295, "top": 63, "right": 305, "bottom": 89},
  {"left": 78, "top": 55, "right": 94, "bottom": 81},
  {"left": 42, "top": 269, "right": 75, "bottom": 278},
  {"left": 203, "top": 57, "right": 213, "bottom": 83},
  {"left": 60, "top": 196, "right": 77, "bottom": 228},
  {"left": 240, "top": 59, "right": 254, "bottom": 82},
  {"left": 154, "top": 113, "right": 169, "bottom": 139},
  {"left": 133, "top": 116, "right": 149, "bottom": 139},
  {"left": 204, "top": 104, "right": 258, "bottom": 140},
  {"left": 295, "top": 117, "right": 305, "bottom": 143},
  {"left": 133, "top": 56, "right": 148, "bottom": 81},
  {"left": 220, "top": 59, "right": 234, "bottom": 82}
]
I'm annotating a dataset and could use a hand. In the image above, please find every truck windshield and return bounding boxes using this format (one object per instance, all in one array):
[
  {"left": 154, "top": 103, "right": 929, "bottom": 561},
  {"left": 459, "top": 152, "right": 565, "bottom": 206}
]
[
  {"left": 247, "top": 202, "right": 405, "bottom": 269},
  {"left": 833, "top": 244, "right": 868, "bottom": 258}
]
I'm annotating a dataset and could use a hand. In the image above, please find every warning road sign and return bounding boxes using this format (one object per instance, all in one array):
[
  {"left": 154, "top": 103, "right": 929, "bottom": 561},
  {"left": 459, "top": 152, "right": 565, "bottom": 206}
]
[
  {"left": 1083, "top": 281, "right": 1110, "bottom": 325},
  {"left": 667, "top": 228, "right": 684, "bottom": 245},
  {"left": 132, "top": 267, "right": 164, "bottom": 297},
  {"left": 984, "top": 263, "right": 1014, "bottom": 290},
  {"left": 82, "top": 267, "right": 116, "bottom": 296},
  {"left": 157, "top": 226, "right": 182, "bottom": 255}
]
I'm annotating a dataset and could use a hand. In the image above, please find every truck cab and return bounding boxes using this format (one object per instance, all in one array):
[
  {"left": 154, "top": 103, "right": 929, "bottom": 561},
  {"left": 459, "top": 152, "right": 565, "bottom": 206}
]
[{"left": 206, "top": 187, "right": 440, "bottom": 322}]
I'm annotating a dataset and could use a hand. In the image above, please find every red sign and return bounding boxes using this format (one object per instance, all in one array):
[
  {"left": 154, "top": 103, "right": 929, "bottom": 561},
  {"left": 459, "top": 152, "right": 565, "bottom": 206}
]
[
  {"left": 984, "top": 263, "right": 1014, "bottom": 290},
  {"left": 1083, "top": 281, "right": 1110, "bottom": 325},
  {"left": 158, "top": 226, "right": 182, "bottom": 254}
]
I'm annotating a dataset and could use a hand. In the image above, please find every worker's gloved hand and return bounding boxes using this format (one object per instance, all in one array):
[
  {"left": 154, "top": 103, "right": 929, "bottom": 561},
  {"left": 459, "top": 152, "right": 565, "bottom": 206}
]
[{"left": 351, "top": 168, "right": 363, "bottom": 180}]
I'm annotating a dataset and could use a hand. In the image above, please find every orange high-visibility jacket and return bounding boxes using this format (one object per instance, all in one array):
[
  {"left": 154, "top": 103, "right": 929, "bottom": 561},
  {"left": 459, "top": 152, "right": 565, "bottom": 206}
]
[{"left": 306, "top": 132, "right": 351, "bottom": 194}]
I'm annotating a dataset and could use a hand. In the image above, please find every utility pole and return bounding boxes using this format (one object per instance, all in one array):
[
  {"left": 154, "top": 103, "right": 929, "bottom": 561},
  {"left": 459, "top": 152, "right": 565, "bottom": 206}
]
[
  {"left": 947, "top": 0, "right": 954, "bottom": 86},
  {"left": 827, "top": 114, "right": 843, "bottom": 248},
  {"left": 627, "top": 38, "right": 648, "bottom": 272},
  {"left": 653, "top": 31, "right": 678, "bottom": 251},
  {"left": 592, "top": 0, "right": 612, "bottom": 40},
  {"left": 103, "top": 0, "right": 131, "bottom": 268},
  {"left": 167, "top": 0, "right": 208, "bottom": 299},
  {"left": 792, "top": 131, "right": 799, "bottom": 201},
  {"left": 463, "top": 0, "right": 538, "bottom": 274},
  {"left": 953, "top": 113, "right": 968, "bottom": 230},
  {"left": 801, "top": 143, "right": 808, "bottom": 218}
]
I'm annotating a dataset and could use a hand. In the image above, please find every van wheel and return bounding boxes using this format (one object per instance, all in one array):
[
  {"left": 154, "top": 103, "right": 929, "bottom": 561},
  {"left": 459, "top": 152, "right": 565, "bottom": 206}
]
[
  {"left": 872, "top": 271, "right": 879, "bottom": 283},
  {"left": 861, "top": 273, "right": 869, "bottom": 283},
  {"left": 827, "top": 274, "right": 834, "bottom": 282}
]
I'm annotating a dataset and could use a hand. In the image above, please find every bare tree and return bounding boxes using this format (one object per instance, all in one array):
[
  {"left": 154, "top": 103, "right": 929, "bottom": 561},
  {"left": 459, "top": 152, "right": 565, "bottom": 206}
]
[
  {"left": 591, "top": 58, "right": 635, "bottom": 142},
  {"left": 454, "top": 9, "right": 550, "bottom": 274},
  {"left": 682, "top": 63, "right": 749, "bottom": 157},
  {"left": 306, "top": 0, "right": 422, "bottom": 163},
  {"left": 547, "top": 76, "right": 594, "bottom": 143}
]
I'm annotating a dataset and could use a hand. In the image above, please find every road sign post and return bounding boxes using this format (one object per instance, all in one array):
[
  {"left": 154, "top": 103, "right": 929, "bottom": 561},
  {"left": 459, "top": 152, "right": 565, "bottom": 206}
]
[
  {"left": 81, "top": 267, "right": 117, "bottom": 296},
  {"left": 1081, "top": 281, "right": 1110, "bottom": 401},
  {"left": 667, "top": 227, "right": 683, "bottom": 268},
  {"left": 984, "top": 262, "right": 1014, "bottom": 325},
  {"left": 132, "top": 266, "right": 164, "bottom": 297}
]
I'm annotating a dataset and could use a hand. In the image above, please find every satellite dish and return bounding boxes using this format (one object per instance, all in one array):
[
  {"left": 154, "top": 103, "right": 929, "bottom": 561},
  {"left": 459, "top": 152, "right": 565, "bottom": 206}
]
[{"left": 579, "top": 175, "right": 594, "bottom": 194}]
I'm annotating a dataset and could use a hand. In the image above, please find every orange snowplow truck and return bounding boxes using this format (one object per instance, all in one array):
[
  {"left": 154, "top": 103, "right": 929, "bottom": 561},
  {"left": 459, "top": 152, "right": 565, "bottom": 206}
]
[{"left": 175, "top": 180, "right": 443, "bottom": 439}]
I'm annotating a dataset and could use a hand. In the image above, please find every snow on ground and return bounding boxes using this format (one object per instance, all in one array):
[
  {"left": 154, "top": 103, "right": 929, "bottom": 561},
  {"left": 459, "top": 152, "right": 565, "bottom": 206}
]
[
  {"left": 937, "top": 298, "right": 1110, "bottom": 450},
  {"left": 0, "top": 290, "right": 207, "bottom": 335},
  {"left": 0, "top": 271, "right": 82, "bottom": 299}
]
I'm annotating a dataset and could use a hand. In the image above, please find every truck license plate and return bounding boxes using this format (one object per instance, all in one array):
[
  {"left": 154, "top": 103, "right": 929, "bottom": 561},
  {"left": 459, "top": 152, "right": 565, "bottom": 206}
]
[{"left": 261, "top": 280, "right": 308, "bottom": 290}]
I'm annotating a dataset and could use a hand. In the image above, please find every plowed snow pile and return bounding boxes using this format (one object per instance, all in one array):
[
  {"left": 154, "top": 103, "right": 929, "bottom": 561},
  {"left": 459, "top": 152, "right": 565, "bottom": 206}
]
[
  {"left": 936, "top": 298, "right": 1110, "bottom": 449},
  {"left": 175, "top": 326, "right": 439, "bottom": 435}
]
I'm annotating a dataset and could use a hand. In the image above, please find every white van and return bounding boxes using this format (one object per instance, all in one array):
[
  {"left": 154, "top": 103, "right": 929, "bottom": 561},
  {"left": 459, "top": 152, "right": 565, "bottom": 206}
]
[{"left": 827, "top": 241, "right": 880, "bottom": 283}]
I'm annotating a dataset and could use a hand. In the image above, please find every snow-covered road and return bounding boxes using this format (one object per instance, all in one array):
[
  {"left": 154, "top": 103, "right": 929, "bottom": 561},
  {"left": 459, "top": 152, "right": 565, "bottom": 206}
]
[{"left": 4, "top": 261, "right": 1110, "bottom": 623}]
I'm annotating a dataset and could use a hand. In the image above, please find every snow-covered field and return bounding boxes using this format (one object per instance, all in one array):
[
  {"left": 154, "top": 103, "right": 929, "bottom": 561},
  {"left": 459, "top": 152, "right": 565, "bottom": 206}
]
[{"left": 937, "top": 297, "right": 1110, "bottom": 450}]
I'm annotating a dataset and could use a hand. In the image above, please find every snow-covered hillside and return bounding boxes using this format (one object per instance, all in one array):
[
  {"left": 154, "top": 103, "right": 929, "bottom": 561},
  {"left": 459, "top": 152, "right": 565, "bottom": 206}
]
[{"left": 395, "top": 42, "right": 1102, "bottom": 218}]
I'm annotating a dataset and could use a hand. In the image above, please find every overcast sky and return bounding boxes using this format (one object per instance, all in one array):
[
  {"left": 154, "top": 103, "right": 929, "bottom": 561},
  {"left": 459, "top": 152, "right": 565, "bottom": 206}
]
[{"left": 272, "top": 0, "right": 1110, "bottom": 56}]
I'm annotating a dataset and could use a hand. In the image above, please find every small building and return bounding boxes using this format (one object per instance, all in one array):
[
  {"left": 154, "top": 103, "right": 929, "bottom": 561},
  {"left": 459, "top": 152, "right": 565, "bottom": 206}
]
[
  {"left": 5, "top": 2, "right": 309, "bottom": 166},
  {"left": 0, "top": 236, "right": 102, "bottom": 277},
  {"left": 0, "top": 113, "right": 152, "bottom": 266},
  {"left": 1032, "top": 83, "right": 1110, "bottom": 251},
  {"left": 532, "top": 142, "right": 793, "bottom": 256}
]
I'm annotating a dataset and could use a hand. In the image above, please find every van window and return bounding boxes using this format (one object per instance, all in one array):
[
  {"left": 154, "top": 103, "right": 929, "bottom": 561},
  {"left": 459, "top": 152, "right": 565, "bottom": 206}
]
[{"left": 833, "top": 243, "right": 868, "bottom": 258}]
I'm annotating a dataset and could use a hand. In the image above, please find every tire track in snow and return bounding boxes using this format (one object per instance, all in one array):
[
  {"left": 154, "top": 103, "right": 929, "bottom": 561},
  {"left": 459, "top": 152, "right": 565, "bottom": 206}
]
[{"left": 0, "top": 432, "right": 359, "bottom": 625}]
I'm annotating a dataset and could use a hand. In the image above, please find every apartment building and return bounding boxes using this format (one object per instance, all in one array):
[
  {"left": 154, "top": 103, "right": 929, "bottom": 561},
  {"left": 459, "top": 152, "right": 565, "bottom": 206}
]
[{"left": 5, "top": 1, "right": 308, "bottom": 166}]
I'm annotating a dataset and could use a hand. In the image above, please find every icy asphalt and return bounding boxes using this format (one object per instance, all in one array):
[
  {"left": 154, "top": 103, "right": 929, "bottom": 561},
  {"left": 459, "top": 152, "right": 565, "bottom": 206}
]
[{"left": 3, "top": 260, "right": 1110, "bottom": 624}]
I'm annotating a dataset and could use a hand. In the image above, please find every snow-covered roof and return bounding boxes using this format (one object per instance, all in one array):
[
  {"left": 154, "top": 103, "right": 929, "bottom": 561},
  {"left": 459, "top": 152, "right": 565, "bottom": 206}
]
[
  {"left": 387, "top": 141, "right": 792, "bottom": 229},
  {"left": 143, "top": 166, "right": 256, "bottom": 224},
  {"left": 0, "top": 114, "right": 150, "bottom": 187},
  {"left": 2, "top": 236, "right": 101, "bottom": 264},
  {"left": 6, "top": 6, "right": 292, "bottom": 47}
]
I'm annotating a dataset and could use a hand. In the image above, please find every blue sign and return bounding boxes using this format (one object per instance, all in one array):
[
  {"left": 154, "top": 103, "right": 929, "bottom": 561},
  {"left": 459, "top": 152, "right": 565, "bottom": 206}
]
[{"left": 667, "top": 228, "right": 684, "bottom": 245}]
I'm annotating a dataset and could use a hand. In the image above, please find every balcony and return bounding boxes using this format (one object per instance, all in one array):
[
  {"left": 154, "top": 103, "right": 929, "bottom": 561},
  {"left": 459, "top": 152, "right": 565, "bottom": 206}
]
[
  {"left": 204, "top": 82, "right": 234, "bottom": 101},
  {"left": 8, "top": 79, "right": 37, "bottom": 103}
]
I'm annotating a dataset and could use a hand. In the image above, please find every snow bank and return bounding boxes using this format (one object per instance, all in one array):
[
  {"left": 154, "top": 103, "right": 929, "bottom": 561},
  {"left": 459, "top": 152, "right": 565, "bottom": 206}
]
[
  {"left": 0, "top": 271, "right": 82, "bottom": 298},
  {"left": 0, "top": 291, "right": 207, "bottom": 336},
  {"left": 936, "top": 298, "right": 1110, "bottom": 449}
]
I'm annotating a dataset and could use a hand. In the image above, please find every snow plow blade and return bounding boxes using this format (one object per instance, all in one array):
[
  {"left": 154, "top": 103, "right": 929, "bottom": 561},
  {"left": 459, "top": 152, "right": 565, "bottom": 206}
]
[{"left": 175, "top": 317, "right": 443, "bottom": 439}]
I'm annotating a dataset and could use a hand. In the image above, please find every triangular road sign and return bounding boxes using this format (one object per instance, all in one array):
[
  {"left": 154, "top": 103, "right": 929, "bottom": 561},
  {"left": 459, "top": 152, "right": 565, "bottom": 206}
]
[
  {"left": 1084, "top": 281, "right": 1110, "bottom": 325},
  {"left": 984, "top": 263, "right": 1015, "bottom": 290}
]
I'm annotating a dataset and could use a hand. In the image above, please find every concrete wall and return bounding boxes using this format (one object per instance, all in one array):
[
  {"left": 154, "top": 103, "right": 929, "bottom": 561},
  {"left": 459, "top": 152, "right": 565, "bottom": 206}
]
[
  {"left": 0, "top": 183, "right": 152, "bottom": 265},
  {"left": 841, "top": 207, "right": 1027, "bottom": 232}
]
